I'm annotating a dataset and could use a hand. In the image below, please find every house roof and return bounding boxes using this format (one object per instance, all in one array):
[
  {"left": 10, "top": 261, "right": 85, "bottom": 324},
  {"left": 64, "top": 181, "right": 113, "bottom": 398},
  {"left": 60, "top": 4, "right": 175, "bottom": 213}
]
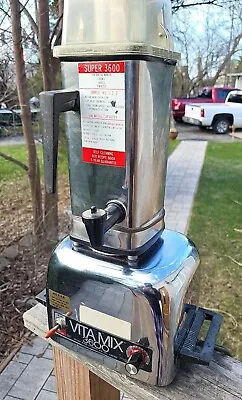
[{"left": 228, "top": 72, "right": 242, "bottom": 77}]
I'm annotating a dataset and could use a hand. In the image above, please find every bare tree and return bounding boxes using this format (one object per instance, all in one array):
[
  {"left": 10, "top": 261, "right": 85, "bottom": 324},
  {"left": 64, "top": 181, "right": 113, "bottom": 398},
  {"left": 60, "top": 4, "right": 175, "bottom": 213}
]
[
  {"left": 0, "top": 54, "right": 17, "bottom": 106},
  {"left": 38, "top": 1, "right": 54, "bottom": 90},
  {"left": 173, "top": 2, "right": 242, "bottom": 96},
  {"left": 9, "top": 0, "right": 43, "bottom": 237},
  {"left": 38, "top": 0, "right": 58, "bottom": 241},
  {"left": 37, "top": 0, "right": 64, "bottom": 242},
  {"left": 0, "top": 0, "right": 64, "bottom": 242}
]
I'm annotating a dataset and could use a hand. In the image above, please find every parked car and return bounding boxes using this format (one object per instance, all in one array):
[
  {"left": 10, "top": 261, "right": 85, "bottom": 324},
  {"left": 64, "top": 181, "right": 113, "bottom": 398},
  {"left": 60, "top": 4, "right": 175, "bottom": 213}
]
[
  {"left": 183, "top": 90, "right": 242, "bottom": 134},
  {"left": 172, "top": 87, "right": 236, "bottom": 121},
  {"left": 0, "top": 109, "right": 22, "bottom": 126},
  {"left": 0, "top": 108, "right": 39, "bottom": 128}
]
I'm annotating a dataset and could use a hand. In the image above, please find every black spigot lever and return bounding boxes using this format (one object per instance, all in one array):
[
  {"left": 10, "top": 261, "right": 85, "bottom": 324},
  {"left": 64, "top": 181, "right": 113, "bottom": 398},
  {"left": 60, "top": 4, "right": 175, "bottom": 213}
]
[
  {"left": 82, "top": 206, "right": 107, "bottom": 248},
  {"left": 82, "top": 201, "right": 126, "bottom": 248}
]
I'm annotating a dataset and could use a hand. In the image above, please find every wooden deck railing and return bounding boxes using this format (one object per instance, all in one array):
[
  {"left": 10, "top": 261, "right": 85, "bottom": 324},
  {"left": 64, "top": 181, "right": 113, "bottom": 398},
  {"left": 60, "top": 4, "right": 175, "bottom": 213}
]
[{"left": 23, "top": 304, "right": 242, "bottom": 400}]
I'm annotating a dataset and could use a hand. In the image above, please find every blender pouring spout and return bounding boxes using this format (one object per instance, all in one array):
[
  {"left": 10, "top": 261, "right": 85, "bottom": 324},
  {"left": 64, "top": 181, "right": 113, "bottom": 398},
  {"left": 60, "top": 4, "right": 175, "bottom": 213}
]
[{"left": 81, "top": 201, "right": 126, "bottom": 249}]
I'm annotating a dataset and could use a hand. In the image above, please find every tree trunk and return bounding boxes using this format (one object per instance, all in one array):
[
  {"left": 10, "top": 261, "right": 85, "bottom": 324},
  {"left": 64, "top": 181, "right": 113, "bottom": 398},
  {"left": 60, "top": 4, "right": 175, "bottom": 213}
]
[
  {"left": 58, "top": 0, "right": 64, "bottom": 16},
  {"left": 9, "top": 0, "right": 43, "bottom": 237},
  {"left": 38, "top": 0, "right": 58, "bottom": 242},
  {"left": 38, "top": 0, "right": 54, "bottom": 90}
]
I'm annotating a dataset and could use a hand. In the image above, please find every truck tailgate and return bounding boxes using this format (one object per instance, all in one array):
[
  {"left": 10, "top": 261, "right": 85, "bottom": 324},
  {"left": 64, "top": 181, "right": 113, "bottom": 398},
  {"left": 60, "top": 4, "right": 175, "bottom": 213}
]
[{"left": 185, "top": 104, "right": 202, "bottom": 120}]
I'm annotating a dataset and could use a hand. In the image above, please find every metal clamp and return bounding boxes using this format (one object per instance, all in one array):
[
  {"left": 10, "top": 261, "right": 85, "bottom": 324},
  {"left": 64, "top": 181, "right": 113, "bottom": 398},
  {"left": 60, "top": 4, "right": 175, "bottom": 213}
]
[{"left": 117, "top": 208, "right": 165, "bottom": 233}]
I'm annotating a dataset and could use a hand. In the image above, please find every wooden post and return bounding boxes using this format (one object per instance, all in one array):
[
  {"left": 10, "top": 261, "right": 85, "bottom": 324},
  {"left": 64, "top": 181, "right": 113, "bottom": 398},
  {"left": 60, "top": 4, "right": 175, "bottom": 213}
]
[
  {"left": 24, "top": 304, "right": 242, "bottom": 400},
  {"left": 53, "top": 348, "right": 120, "bottom": 400}
]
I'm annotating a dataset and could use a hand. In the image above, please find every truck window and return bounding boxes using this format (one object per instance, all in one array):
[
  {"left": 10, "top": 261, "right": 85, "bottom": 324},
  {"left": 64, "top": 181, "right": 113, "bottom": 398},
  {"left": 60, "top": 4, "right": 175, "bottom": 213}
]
[
  {"left": 0, "top": 111, "right": 13, "bottom": 126},
  {"left": 197, "top": 88, "right": 212, "bottom": 99},
  {"left": 0, "top": 110, "right": 22, "bottom": 126},
  {"left": 227, "top": 94, "right": 242, "bottom": 103},
  {"left": 12, "top": 112, "right": 22, "bottom": 125},
  {"left": 217, "top": 89, "right": 232, "bottom": 101}
]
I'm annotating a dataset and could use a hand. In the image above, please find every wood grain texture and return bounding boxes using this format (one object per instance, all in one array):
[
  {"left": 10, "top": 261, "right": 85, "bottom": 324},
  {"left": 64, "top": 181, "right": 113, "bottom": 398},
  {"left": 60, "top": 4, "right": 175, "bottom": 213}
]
[
  {"left": 53, "top": 347, "right": 120, "bottom": 400},
  {"left": 24, "top": 304, "right": 242, "bottom": 400}
]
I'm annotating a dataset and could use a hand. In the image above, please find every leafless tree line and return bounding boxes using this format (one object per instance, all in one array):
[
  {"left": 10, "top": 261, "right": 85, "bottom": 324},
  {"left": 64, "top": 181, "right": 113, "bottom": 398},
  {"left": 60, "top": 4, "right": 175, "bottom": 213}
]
[{"left": 173, "top": 0, "right": 242, "bottom": 96}]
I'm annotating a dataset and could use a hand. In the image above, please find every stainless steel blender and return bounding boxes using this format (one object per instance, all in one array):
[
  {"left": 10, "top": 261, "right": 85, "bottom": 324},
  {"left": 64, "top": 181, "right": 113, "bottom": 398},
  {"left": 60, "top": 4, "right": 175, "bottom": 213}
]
[{"left": 41, "top": 0, "right": 222, "bottom": 386}]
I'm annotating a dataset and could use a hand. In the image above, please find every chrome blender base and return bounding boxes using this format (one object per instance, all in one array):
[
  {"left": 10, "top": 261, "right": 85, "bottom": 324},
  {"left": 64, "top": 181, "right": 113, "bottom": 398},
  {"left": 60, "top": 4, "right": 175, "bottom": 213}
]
[{"left": 45, "top": 230, "right": 198, "bottom": 386}]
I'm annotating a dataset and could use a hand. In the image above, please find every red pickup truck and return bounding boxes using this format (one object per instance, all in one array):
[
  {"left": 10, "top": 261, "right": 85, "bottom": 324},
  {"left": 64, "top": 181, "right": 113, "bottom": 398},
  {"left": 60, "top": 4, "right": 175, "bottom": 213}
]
[{"left": 172, "top": 87, "right": 236, "bottom": 121}]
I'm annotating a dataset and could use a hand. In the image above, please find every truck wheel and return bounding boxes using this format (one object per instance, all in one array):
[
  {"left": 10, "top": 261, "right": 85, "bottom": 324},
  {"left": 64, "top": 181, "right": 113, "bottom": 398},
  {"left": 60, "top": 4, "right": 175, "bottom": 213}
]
[{"left": 212, "top": 118, "right": 230, "bottom": 134}]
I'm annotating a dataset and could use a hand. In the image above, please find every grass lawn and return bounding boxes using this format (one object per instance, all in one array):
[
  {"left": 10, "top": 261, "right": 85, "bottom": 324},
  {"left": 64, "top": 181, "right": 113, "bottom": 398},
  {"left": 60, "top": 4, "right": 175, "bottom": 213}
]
[
  {"left": 188, "top": 142, "right": 242, "bottom": 359},
  {"left": 0, "top": 143, "right": 68, "bottom": 182},
  {"left": 168, "top": 138, "right": 179, "bottom": 155},
  {"left": 0, "top": 145, "right": 43, "bottom": 181},
  {"left": 0, "top": 138, "right": 179, "bottom": 182}
]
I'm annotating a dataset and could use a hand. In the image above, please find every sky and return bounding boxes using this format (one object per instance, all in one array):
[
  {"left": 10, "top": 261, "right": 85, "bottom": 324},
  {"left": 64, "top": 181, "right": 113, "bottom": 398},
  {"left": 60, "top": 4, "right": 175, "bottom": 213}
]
[{"left": 173, "top": 2, "right": 242, "bottom": 71}]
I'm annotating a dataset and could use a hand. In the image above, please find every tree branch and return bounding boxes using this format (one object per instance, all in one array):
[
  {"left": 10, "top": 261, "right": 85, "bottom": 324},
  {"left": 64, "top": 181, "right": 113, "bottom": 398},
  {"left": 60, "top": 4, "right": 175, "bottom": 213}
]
[
  {"left": 0, "top": 89, "right": 17, "bottom": 104},
  {"left": 19, "top": 1, "right": 38, "bottom": 38},
  {"left": 171, "top": 0, "right": 223, "bottom": 12},
  {"left": 210, "top": 33, "right": 242, "bottom": 85},
  {"left": 49, "top": 13, "right": 63, "bottom": 46},
  {"left": 0, "top": 152, "right": 29, "bottom": 171},
  {"left": 224, "top": 254, "right": 242, "bottom": 267}
]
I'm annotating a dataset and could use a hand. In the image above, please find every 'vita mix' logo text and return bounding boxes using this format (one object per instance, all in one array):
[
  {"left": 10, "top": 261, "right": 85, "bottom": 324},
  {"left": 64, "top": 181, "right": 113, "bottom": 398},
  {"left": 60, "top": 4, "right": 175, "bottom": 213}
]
[{"left": 69, "top": 319, "right": 125, "bottom": 354}]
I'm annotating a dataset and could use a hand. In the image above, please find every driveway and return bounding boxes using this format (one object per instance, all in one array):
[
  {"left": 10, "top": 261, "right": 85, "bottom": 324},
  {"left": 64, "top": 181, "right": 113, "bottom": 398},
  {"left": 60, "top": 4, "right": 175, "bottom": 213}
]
[
  {"left": 0, "top": 135, "right": 41, "bottom": 147},
  {"left": 1, "top": 124, "right": 241, "bottom": 146},
  {"left": 176, "top": 122, "right": 242, "bottom": 142}
]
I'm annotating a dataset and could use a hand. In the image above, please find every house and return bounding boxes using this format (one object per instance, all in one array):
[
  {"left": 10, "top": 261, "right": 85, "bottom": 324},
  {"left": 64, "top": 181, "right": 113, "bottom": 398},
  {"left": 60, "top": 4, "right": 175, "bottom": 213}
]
[{"left": 227, "top": 72, "right": 242, "bottom": 90}]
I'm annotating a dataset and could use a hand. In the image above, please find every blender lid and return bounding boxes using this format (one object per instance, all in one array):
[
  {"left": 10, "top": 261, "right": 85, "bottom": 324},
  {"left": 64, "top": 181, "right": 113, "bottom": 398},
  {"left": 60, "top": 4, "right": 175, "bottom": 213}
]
[
  {"left": 53, "top": 43, "right": 180, "bottom": 63},
  {"left": 55, "top": 0, "right": 180, "bottom": 62}
]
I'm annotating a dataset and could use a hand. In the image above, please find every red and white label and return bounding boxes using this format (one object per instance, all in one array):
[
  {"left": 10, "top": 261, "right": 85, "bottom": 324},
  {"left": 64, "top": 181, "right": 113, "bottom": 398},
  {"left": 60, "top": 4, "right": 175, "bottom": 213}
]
[{"left": 78, "top": 61, "right": 125, "bottom": 167}]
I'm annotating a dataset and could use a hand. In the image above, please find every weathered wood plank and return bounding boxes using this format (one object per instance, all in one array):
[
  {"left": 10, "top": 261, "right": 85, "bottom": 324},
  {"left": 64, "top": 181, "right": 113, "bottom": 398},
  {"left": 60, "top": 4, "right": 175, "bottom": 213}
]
[
  {"left": 23, "top": 304, "right": 242, "bottom": 400},
  {"left": 53, "top": 347, "right": 120, "bottom": 400}
]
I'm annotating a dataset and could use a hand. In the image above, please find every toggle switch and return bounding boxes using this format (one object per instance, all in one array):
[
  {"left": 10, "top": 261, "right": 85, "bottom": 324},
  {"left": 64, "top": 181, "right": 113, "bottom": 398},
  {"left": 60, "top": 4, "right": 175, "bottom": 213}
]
[{"left": 45, "top": 311, "right": 72, "bottom": 338}]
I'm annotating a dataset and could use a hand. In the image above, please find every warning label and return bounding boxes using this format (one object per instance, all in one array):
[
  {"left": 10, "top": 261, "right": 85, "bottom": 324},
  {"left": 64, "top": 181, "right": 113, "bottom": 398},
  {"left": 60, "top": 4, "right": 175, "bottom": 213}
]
[{"left": 78, "top": 61, "right": 125, "bottom": 167}]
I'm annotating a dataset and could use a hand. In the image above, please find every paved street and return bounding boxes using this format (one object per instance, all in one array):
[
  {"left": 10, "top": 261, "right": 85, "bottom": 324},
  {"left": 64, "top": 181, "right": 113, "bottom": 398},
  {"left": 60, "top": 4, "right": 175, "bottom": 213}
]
[
  {"left": 0, "top": 141, "right": 208, "bottom": 400},
  {"left": 0, "top": 135, "right": 41, "bottom": 147},
  {"left": 0, "top": 136, "right": 27, "bottom": 146},
  {"left": 176, "top": 122, "right": 242, "bottom": 142},
  {"left": 0, "top": 122, "right": 241, "bottom": 147}
]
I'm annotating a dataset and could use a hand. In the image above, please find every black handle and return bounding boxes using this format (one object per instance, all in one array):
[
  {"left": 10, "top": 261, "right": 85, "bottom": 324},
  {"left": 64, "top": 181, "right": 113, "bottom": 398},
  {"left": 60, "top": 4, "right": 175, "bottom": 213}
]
[{"left": 40, "top": 90, "right": 80, "bottom": 194}]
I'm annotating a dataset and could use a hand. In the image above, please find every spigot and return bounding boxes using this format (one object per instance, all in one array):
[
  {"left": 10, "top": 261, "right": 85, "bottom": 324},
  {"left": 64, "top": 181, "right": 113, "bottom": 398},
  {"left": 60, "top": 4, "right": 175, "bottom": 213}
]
[
  {"left": 81, "top": 206, "right": 107, "bottom": 248},
  {"left": 82, "top": 201, "right": 126, "bottom": 249}
]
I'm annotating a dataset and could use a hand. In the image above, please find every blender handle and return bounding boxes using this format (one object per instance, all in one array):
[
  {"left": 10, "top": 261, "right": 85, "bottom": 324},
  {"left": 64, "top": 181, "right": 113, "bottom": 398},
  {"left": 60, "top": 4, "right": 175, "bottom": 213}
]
[{"left": 40, "top": 90, "right": 80, "bottom": 194}]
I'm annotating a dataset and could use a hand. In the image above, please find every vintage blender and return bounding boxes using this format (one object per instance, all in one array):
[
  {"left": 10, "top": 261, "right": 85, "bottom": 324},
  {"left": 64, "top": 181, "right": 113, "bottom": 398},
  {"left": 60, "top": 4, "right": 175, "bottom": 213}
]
[{"left": 40, "top": 0, "right": 222, "bottom": 386}]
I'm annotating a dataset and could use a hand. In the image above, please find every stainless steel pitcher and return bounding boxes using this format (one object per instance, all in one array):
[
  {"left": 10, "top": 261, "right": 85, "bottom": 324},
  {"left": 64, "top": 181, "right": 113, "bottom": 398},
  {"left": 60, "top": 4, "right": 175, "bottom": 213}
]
[{"left": 41, "top": 0, "right": 179, "bottom": 254}]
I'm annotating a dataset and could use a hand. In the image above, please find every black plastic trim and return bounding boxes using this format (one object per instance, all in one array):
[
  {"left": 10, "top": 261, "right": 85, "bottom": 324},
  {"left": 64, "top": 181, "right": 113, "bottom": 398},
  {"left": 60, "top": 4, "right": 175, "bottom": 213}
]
[
  {"left": 175, "top": 304, "right": 223, "bottom": 365},
  {"left": 36, "top": 289, "right": 47, "bottom": 306},
  {"left": 70, "top": 230, "right": 162, "bottom": 259}
]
